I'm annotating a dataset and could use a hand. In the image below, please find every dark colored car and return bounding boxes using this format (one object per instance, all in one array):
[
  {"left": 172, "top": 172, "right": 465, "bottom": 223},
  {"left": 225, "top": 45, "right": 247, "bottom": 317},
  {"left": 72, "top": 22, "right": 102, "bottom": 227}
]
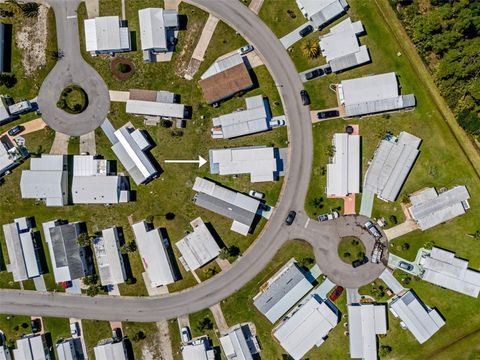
[
  {"left": 8, "top": 125, "right": 24, "bottom": 137},
  {"left": 398, "top": 261, "right": 414, "bottom": 271},
  {"left": 317, "top": 110, "right": 340, "bottom": 119},
  {"left": 324, "top": 66, "right": 332, "bottom": 75},
  {"left": 329, "top": 286, "right": 344, "bottom": 301},
  {"left": 31, "top": 319, "right": 41, "bottom": 334},
  {"left": 112, "top": 328, "right": 122, "bottom": 342},
  {"left": 352, "top": 256, "right": 369, "bottom": 268},
  {"left": 305, "top": 68, "right": 324, "bottom": 80},
  {"left": 285, "top": 210, "right": 296, "bottom": 226},
  {"left": 299, "top": 25, "right": 314, "bottom": 37},
  {"left": 300, "top": 90, "right": 310, "bottom": 106}
]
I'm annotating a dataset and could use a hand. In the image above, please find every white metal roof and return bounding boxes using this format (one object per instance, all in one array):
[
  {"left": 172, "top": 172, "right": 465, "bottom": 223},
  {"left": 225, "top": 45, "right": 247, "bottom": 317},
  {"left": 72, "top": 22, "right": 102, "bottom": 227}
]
[
  {"left": 253, "top": 258, "right": 313, "bottom": 323},
  {"left": 364, "top": 132, "right": 421, "bottom": 202},
  {"left": 132, "top": 221, "right": 176, "bottom": 288},
  {"left": 273, "top": 296, "right": 338, "bottom": 360},
  {"left": 176, "top": 217, "right": 220, "bottom": 271},
  {"left": 348, "top": 304, "right": 387, "bottom": 360},
  {"left": 56, "top": 339, "right": 76, "bottom": 360},
  {"left": 219, "top": 326, "right": 253, "bottom": 360},
  {"left": 201, "top": 53, "right": 244, "bottom": 80},
  {"left": 94, "top": 341, "right": 127, "bottom": 360},
  {"left": 320, "top": 18, "right": 366, "bottom": 62},
  {"left": 212, "top": 95, "right": 269, "bottom": 139},
  {"left": 421, "top": 247, "right": 480, "bottom": 297},
  {"left": 14, "top": 335, "right": 47, "bottom": 360},
  {"left": 84, "top": 16, "right": 130, "bottom": 52},
  {"left": 181, "top": 337, "right": 215, "bottom": 360},
  {"left": 73, "top": 155, "right": 108, "bottom": 176},
  {"left": 296, "top": 0, "right": 348, "bottom": 27},
  {"left": 340, "top": 72, "right": 399, "bottom": 105},
  {"left": 390, "top": 290, "right": 445, "bottom": 344},
  {"left": 209, "top": 146, "right": 279, "bottom": 182},
  {"left": 0, "top": 346, "right": 10, "bottom": 360},
  {"left": 326, "top": 133, "right": 360, "bottom": 197},
  {"left": 126, "top": 99, "right": 185, "bottom": 118},
  {"left": 112, "top": 126, "right": 157, "bottom": 185},
  {"left": 71, "top": 176, "right": 123, "bottom": 204},
  {"left": 94, "top": 227, "right": 126, "bottom": 286},
  {"left": 139, "top": 8, "right": 178, "bottom": 51},
  {"left": 2, "top": 218, "right": 40, "bottom": 282},
  {"left": 409, "top": 186, "right": 470, "bottom": 230}
]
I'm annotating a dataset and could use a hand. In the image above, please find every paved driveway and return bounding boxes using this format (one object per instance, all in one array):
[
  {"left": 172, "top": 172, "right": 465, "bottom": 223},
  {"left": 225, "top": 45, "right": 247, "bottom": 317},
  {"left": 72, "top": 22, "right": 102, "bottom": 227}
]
[
  {"left": 280, "top": 21, "right": 315, "bottom": 48},
  {"left": 37, "top": 0, "right": 110, "bottom": 136}
]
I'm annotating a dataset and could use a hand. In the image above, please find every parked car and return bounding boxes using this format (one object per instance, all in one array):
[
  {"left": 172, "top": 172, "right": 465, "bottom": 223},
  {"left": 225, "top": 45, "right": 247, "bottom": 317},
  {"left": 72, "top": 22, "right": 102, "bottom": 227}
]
[
  {"left": 329, "top": 286, "right": 344, "bottom": 301},
  {"left": 285, "top": 210, "right": 296, "bottom": 226},
  {"left": 31, "top": 319, "right": 41, "bottom": 334},
  {"left": 270, "top": 118, "right": 285, "bottom": 127},
  {"left": 317, "top": 110, "right": 340, "bottom": 119},
  {"left": 61, "top": 281, "right": 72, "bottom": 289},
  {"left": 398, "top": 261, "right": 414, "bottom": 271},
  {"left": 305, "top": 68, "right": 324, "bottom": 80},
  {"left": 8, "top": 125, "right": 24, "bottom": 137},
  {"left": 112, "top": 328, "right": 122, "bottom": 342},
  {"left": 238, "top": 44, "right": 254, "bottom": 55},
  {"left": 318, "top": 211, "right": 339, "bottom": 221},
  {"left": 300, "top": 90, "right": 310, "bottom": 106},
  {"left": 249, "top": 190, "right": 265, "bottom": 199},
  {"left": 181, "top": 326, "right": 191, "bottom": 343},
  {"left": 324, "top": 66, "right": 332, "bottom": 75},
  {"left": 70, "top": 322, "right": 78, "bottom": 337},
  {"left": 299, "top": 25, "right": 314, "bottom": 37},
  {"left": 364, "top": 221, "right": 382, "bottom": 239},
  {"left": 352, "top": 256, "right": 369, "bottom": 268}
]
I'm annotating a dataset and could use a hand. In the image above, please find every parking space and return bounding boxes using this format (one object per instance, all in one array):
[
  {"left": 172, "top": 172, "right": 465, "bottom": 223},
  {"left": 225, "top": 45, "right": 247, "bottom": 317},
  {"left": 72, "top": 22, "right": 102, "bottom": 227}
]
[
  {"left": 310, "top": 108, "right": 342, "bottom": 123},
  {"left": 33, "top": 276, "right": 47, "bottom": 292},
  {"left": 70, "top": 318, "right": 88, "bottom": 359},
  {"left": 299, "top": 64, "right": 331, "bottom": 83},
  {"left": 388, "top": 250, "right": 427, "bottom": 277},
  {"left": 280, "top": 21, "right": 315, "bottom": 49}
]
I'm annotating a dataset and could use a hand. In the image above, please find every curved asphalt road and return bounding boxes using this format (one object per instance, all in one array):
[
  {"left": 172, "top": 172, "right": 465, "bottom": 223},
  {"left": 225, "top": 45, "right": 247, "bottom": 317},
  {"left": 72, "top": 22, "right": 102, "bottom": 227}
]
[
  {"left": 37, "top": 0, "right": 110, "bottom": 136},
  {"left": 0, "top": 0, "right": 384, "bottom": 321}
]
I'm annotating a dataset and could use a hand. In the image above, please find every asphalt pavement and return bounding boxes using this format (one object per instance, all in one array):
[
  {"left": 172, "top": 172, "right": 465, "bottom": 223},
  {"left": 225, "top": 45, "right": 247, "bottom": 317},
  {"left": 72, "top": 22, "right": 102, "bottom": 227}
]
[{"left": 0, "top": 0, "right": 382, "bottom": 321}]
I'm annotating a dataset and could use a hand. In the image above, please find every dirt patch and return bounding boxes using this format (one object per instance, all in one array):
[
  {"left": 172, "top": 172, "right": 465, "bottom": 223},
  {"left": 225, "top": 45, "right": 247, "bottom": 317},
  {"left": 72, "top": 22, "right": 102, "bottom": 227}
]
[
  {"left": 141, "top": 321, "right": 172, "bottom": 360},
  {"left": 110, "top": 57, "right": 135, "bottom": 81},
  {"left": 174, "top": 18, "right": 206, "bottom": 78},
  {"left": 15, "top": 4, "right": 49, "bottom": 76}
]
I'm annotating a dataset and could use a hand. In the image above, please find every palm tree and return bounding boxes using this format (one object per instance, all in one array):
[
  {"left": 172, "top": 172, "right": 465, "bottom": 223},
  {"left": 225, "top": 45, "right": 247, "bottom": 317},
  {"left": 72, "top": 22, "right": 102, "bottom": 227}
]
[
  {"left": 301, "top": 40, "right": 319, "bottom": 59},
  {"left": 20, "top": 2, "right": 39, "bottom": 17},
  {"left": 3, "top": 0, "right": 21, "bottom": 15}
]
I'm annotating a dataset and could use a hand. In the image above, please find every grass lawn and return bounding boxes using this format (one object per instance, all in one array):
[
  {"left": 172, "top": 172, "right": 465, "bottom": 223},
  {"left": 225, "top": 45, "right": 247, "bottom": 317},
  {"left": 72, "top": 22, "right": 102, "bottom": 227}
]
[
  {"left": 338, "top": 236, "right": 365, "bottom": 263},
  {"left": 258, "top": 0, "right": 306, "bottom": 38},
  {"left": 57, "top": 85, "right": 88, "bottom": 114},
  {"left": 82, "top": 320, "right": 112, "bottom": 358}
]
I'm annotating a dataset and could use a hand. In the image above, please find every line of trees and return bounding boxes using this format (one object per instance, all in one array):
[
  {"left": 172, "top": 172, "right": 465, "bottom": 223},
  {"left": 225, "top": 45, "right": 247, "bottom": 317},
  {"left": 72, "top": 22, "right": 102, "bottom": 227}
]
[{"left": 392, "top": 0, "right": 480, "bottom": 135}]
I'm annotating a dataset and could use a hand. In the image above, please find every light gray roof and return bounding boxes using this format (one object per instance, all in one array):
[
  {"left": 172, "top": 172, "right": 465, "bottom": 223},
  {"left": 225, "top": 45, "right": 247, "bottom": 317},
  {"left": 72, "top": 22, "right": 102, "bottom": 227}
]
[
  {"left": 421, "top": 247, "right": 480, "bottom": 297},
  {"left": 111, "top": 126, "right": 158, "bottom": 185},
  {"left": 139, "top": 8, "right": 178, "bottom": 51},
  {"left": 94, "top": 340, "right": 127, "bottom": 360},
  {"left": 2, "top": 218, "right": 40, "bottom": 282},
  {"left": 94, "top": 227, "right": 127, "bottom": 286},
  {"left": 339, "top": 73, "right": 415, "bottom": 116},
  {"left": 297, "top": 0, "right": 348, "bottom": 28},
  {"left": 56, "top": 339, "right": 77, "bottom": 360},
  {"left": 192, "top": 177, "right": 260, "bottom": 235},
  {"left": 219, "top": 325, "right": 254, "bottom": 360},
  {"left": 201, "top": 53, "right": 244, "bottom": 80},
  {"left": 14, "top": 335, "right": 48, "bottom": 360},
  {"left": 71, "top": 176, "right": 124, "bottom": 204},
  {"left": 364, "top": 132, "right": 421, "bottom": 202},
  {"left": 84, "top": 16, "right": 130, "bottom": 52},
  {"left": 50, "top": 223, "right": 87, "bottom": 281},
  {"left": 409, "top": 186, "right": 470, "bottom": 230},
  {"left": 0, "top": 96, "right": 12, "bottom": 122},
  {"left": 211, "top": 95, "right": 269, "bottom": 139},
  {"left": 348, "top": 304, "right": 387, "bottom": 360},
  {"left": 126, "top": 99, "right": 185, "bottom": 118},
  {"left": 209, "top": 146, "right": 280, "bottom": 182},
  {"left": 253, "top": 259, "right": 313, "bottom": 323},
  {"left": 390, "top": 290, "right": 445, "bottom": 344},
  {"left": 176, "top": 217, "right": 220, "bottom": 271}
]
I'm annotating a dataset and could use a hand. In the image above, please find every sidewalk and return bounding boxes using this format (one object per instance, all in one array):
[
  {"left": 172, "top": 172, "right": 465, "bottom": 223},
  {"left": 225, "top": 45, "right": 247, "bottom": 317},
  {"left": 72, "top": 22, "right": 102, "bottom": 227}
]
[
  {"left": 49, "top": 132, "right": 70, "bottom": 155},
  {"left": 248, "top": 0, "right": 264, "bottom": 14}
]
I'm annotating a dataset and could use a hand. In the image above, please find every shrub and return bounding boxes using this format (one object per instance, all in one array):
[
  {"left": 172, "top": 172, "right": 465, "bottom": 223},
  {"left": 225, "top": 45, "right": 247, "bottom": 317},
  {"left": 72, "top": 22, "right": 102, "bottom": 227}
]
[{"left": 116, "top": 62, "right": 132, "bottom": 74}]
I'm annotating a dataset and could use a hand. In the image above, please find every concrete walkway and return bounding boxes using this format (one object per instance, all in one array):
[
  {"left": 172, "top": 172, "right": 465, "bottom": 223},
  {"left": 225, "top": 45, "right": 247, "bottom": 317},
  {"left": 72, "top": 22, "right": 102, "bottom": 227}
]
[
  {"left": 49, "top": 132, "right": 70, "bottom": 154},
  {"left": 359, "top": 189, "right": 375, "bottom": 217},
  {"left": 85, "top": 0, "right": 99, "bottom": 18},
  {"left": 346, "top": 288, "right": 360, "bottom": 304},
  {"left": 384, "top": 220, "right": 418, "bottom": 240},
  {"left": 109, "top": 90, "right": 130, "bottom": 102},
  {"left": 248, "top": 0, "right": 264, "bottom": 14},
  {"left": 165, "top": 0, "right": 182, "bottom": 10},
  {"left": 79, "top": 131, "right": 96, "bottom": 155},
  {"left": 33, "top": 276, "right": 47, "bottom": 292},
  {"left": 209, "top": 303, "right": 229, "bottom": 334},
  {"left": 184, "top": 14, "right": 219, "bottom": 80}
]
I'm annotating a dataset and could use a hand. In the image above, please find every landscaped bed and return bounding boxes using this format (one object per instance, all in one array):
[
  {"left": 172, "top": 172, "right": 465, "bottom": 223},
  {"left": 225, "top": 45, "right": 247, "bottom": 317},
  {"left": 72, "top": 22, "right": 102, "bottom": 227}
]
[
  {"left": 338, "top": 236, "right": 365, "bottom": 264},
  {"left": 56, "top": 84, "right": 88, "bottom": 114},
  {"left": 110, "top": 56, "right": 135, "bottom": 81}
]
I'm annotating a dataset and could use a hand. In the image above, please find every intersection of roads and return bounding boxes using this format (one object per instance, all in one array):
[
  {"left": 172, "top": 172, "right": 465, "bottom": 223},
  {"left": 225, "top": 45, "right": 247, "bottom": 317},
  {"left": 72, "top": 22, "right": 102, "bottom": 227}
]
[{"left": 0, "top": 0, "right": 386, "bottom": 321}]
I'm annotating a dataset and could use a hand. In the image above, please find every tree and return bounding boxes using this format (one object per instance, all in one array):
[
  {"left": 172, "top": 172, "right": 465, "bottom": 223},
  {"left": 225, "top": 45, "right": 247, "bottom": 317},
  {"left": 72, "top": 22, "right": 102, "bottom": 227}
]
[
  {"left": 19, "top": 2, "right": 39, "bottom": 17},
  {"left": 457, "top": 111, "right": 480, "bottom": 135},
  {"left": 389, "top": 215, "right": 398, "bottom": 225},
  {"left": 401, "top": 242, "right": 410, "bottom": 251},
  {"left": 218, "top": 248, "right": 229, "bottom": 260},
  {"left": 83, "top": 275, "right": 98, "bottom": 286},
  {"left": 203, "top": 267, "right": 217, "bottom": 277},
  {"left": 116, "top": 62, "right": 131, "bottom": 74},
  {"left": 325, "top": 144, "right": 336, "bottom": 157},
  {"left": 131, "top": 331, "right": 146, "bottom": 342},
  {"left": 196, "top": 317, "right": 213, "bottom": 331},
  {"left": 165, "top": 212, "right": 175, "bottom": 220},
  {"left": 121, "top": 240, "right": 137, "bottom": 254},
  {"left": 86, "top": 284, "right": 102, "bottom": 297},
  {"left": 379, "top": 344, "right": 392, "bottom": 357},
  {"left": 145, "top": 215, "right": 154, "bottom": 224},
  {"left": 76, "top": 233, "right": 91, "bottom": 247},
  {"left": 301, "top": 40, "right": 319, "bottom": 59}
]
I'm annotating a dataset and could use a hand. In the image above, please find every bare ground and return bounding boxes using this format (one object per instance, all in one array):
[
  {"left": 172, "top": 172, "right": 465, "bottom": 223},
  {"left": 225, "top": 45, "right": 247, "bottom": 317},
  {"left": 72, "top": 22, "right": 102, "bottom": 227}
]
[
  {"left": 15, "top": 4, "right": 49, "bottom": 76},
  {"left": 174, "top": 17, "right": 207, "bottom": 78}
]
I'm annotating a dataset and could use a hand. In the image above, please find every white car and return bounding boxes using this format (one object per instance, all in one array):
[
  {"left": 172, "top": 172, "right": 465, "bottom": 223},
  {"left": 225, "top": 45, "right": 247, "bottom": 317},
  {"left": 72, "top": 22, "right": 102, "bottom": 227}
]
[
  {"left": 270, "top": 119, "right": 285, "bottom": 128},
  {"left": 249, "top": 190, "right": 265, "bottom": 199},
  {"left": 70, "top": 322, "right": 78, "bottom": 337},
  {"left": 318, "top": 211, "right": 339, "bottom": 221},
  {"left": 238, "top": 44, "right": 254, "bottom": 55},
  {"left": 181, "top": 326, "right": 191, "bottom": 343}
]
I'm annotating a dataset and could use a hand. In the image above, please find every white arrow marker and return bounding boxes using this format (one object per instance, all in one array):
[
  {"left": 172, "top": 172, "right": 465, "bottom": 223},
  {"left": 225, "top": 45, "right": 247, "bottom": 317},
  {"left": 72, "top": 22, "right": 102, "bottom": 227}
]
[{"left": 164, "top": 155, "right": 207, "bottom": 168}]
